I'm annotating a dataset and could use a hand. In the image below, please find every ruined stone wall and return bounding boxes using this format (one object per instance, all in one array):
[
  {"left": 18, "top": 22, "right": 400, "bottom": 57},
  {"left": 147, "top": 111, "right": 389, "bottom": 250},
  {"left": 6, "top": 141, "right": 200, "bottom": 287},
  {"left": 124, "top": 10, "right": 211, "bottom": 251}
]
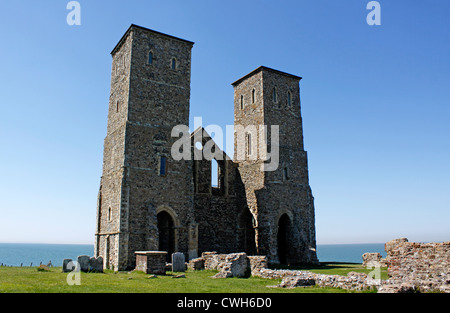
[
  {"left": 193, "top": 152, "right": 249, "bottom": 254},
  {"left": 384, "top": 238, "right": 450, "bottom": 292},
  {"left": 194, "top": 190, "right": 241, "bottom": 255}
]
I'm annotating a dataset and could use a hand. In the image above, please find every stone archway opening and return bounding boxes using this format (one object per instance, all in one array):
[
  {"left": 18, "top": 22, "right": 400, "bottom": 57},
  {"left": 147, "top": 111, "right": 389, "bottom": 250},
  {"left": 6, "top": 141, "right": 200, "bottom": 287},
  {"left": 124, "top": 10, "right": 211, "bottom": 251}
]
[
  {"left": 157, "top": 211, "right": 175, "bottom": 262},
  {"left": 277, "top": 213, "right": 291, "bottom": 264}
]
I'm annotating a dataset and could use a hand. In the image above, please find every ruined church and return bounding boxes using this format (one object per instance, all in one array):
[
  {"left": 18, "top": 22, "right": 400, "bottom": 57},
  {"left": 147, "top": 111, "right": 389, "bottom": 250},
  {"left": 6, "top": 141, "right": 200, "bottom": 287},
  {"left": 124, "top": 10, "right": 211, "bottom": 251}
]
[{"left": 94, "top": 24, "right": 318, "bottom": 270}]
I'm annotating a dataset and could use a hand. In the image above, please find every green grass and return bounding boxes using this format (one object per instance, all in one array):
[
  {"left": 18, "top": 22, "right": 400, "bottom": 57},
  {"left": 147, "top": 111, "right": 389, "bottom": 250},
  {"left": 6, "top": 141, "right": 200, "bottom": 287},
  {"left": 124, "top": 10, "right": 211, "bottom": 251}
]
[{"left": 0, "top": 263, "right": 387, "bottom": 293}]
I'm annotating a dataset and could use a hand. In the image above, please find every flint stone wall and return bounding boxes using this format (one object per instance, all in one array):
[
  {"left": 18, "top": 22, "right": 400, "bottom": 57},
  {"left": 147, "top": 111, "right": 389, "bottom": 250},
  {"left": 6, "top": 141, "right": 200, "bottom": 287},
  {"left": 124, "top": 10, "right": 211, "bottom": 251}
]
[
  {"left": 257, "top": 268, "right": 376, "bottom": 291},
  {"left": 189, "top": 252, "right": 267, "bottom": 278},
  {"left": 212, "top": 253, "right": 250, "bottom": 278},
  {"left": 384, "top": 238, "right": 450, "bottom": 293},
  {"left": 362, "top": 252, "right": 382, "bottom": 267},
  {"left": 187, "top": 257, "right": 204, "bottom": 270},
  {"left": 187, "top": 238, "right": 450, "bottom": 293}
]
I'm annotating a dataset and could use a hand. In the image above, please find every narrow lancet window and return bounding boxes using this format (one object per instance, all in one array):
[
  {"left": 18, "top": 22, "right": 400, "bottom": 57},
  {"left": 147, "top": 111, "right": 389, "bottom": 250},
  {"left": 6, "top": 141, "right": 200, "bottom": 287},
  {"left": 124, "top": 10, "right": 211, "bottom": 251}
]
[
  {"left": 159, "top": 156, "right": 167, "bottom": 176},
  {"left": 283, "top": 167, "right": 289, "bottom": 180},
  {"left": 148, "top": 51, "right": 153, "bottom": 65}
]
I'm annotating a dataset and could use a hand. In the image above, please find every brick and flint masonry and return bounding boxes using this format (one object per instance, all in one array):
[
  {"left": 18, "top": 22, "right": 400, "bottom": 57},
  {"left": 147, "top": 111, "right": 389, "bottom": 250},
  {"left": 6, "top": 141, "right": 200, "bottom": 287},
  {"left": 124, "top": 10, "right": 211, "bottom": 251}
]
[{"left": 95, "top": 24, "right": 318, "bottom": 271}]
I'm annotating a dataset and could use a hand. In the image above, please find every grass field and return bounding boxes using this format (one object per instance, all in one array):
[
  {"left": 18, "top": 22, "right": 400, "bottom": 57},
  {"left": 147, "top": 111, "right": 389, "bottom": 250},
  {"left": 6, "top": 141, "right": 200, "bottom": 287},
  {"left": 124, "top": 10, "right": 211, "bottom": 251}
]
[{"left": 0, "top": 263, "right": 387, "bottom": 293}]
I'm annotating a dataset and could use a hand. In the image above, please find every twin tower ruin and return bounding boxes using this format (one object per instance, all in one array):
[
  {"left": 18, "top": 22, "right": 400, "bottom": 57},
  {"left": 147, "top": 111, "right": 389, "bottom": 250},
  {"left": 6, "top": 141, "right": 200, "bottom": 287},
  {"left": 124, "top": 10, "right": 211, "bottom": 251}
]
[{"left": 95, "top": 24, "right": 318, "bottom": 270}]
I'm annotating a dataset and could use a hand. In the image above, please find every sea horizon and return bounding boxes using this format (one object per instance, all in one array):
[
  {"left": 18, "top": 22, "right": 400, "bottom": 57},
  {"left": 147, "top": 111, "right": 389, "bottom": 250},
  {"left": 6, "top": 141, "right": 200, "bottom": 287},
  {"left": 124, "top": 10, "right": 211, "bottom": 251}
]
[{"left": 0, "top": 242, "right": 392, "bottom": 266}]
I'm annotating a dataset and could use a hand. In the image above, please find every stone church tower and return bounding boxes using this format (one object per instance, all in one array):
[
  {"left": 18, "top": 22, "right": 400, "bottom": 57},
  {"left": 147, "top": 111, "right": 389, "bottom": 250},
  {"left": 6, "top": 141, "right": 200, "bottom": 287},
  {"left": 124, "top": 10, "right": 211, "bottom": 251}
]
[
  {"left": 232, "top": 67, "right": 318, "bottom": 264},
  {"left": 96, "top": 25, "right": 318, "bottom": 270},
  {"left": 95, "top": 25, "right": 196, "bottom": 270}
]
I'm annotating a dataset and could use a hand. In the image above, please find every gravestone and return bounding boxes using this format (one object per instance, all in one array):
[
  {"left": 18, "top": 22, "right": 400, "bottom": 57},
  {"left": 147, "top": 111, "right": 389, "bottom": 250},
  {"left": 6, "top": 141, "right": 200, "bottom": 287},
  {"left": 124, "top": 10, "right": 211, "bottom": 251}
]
[
  {"left": 89, "top": 256, "right": 104, "bottom": 272},
  {"left": 77, "top": 255, "right": 90, "bottom": 272},
  {"left": 172, "top": 252, "right": 185, "bottom": 272},
  {"left": 62, "top": 259, "right": 73, "bottom": 273}
]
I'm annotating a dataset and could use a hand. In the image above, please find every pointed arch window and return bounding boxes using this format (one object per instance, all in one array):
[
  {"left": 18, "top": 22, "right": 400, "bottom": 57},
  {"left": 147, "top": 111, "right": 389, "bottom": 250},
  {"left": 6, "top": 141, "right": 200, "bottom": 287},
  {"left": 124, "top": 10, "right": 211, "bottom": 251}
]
[
  {"left": 287, "top": 91, "right": 292, "bottom": 107},
  {"left": 273, "top": 87, "right": 277, "bottom": 103},
  {"left": 171, "top": 57, "right": 177, "bottom": 70}
]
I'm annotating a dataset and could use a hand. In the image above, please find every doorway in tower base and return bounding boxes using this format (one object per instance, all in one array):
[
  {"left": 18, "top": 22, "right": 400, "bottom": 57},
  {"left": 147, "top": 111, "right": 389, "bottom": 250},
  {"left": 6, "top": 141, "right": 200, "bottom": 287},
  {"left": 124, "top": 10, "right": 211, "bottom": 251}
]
[
  {"left": 238, "top": 208, "right": 257, "bottom": 255},
  {"left": 277, "top": 213, "right": 292, "bottom": 264},
  {"left": 157, "top": 211, "right": 175, "bottom": 262}
]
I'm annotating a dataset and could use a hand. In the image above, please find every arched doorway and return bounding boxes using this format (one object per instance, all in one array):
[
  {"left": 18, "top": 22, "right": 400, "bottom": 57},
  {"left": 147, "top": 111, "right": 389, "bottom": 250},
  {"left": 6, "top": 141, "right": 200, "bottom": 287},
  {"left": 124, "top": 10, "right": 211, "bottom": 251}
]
[
  {"left": 157, "top": 211, "right": 175, "bottom": 261},
  {"left": 277, "top": 214, "right": 291, "bottom": 264},
  {"left": 238, "top": 209, "right": 257, "bottom": 255}
]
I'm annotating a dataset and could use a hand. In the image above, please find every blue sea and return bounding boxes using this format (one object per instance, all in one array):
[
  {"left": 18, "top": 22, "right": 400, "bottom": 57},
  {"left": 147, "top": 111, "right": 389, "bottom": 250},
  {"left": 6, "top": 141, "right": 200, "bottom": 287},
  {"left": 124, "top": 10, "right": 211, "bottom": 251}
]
[
  {"left": 316, "top": 243, "right": 386, "bottom": 263},
  {"left": 0, "top": 243, "right": 93, "bottom": 267},
  {"left": 0, "top": 243, "right": 386, "bottom": 267}
]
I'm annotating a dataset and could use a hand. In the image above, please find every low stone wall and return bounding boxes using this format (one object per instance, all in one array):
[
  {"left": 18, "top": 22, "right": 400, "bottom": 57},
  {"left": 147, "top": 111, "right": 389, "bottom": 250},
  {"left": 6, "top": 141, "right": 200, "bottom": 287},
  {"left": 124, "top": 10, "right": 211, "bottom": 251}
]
[
  {"left": 248, "top": 255, "right": 268, "bottom": 276},
  {"left": 212, "top": 253, "right": 250, "bottom": 278},
  {"left": 189, "top": 252, "right": 268, "bottom": 278},
  {"left": 188, "top": 241, "right": 450, "bottom": 293},
  {"left": 383, "top": 238, "right": 450, "bottom": 293},
  {"left": 202, "top": 252, "right": 228, "bottom": 271},
  {"left": 255, "top": 268, "right": 376, "bottom": 291},
  {"left": 362, "top": 252, "right": 387, "bottom": 267}
]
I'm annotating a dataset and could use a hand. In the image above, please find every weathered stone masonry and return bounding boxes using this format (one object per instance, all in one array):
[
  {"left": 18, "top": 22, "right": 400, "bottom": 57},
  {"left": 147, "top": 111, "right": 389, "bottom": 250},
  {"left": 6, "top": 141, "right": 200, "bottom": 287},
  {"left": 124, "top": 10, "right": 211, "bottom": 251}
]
[
  {"left": 381, "top": 238, "right": 450, "bottom": 293},
  {"left": 95, "top": 24, "right": 318, "bottom": 270}
]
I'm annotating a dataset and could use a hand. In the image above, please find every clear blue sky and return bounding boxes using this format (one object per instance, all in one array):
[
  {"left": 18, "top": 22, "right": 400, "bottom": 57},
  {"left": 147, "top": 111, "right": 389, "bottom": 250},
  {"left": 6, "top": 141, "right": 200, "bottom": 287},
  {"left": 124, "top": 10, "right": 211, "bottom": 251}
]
[{"left": 0, "top": 1, "right": 449, "bottom": 245}]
